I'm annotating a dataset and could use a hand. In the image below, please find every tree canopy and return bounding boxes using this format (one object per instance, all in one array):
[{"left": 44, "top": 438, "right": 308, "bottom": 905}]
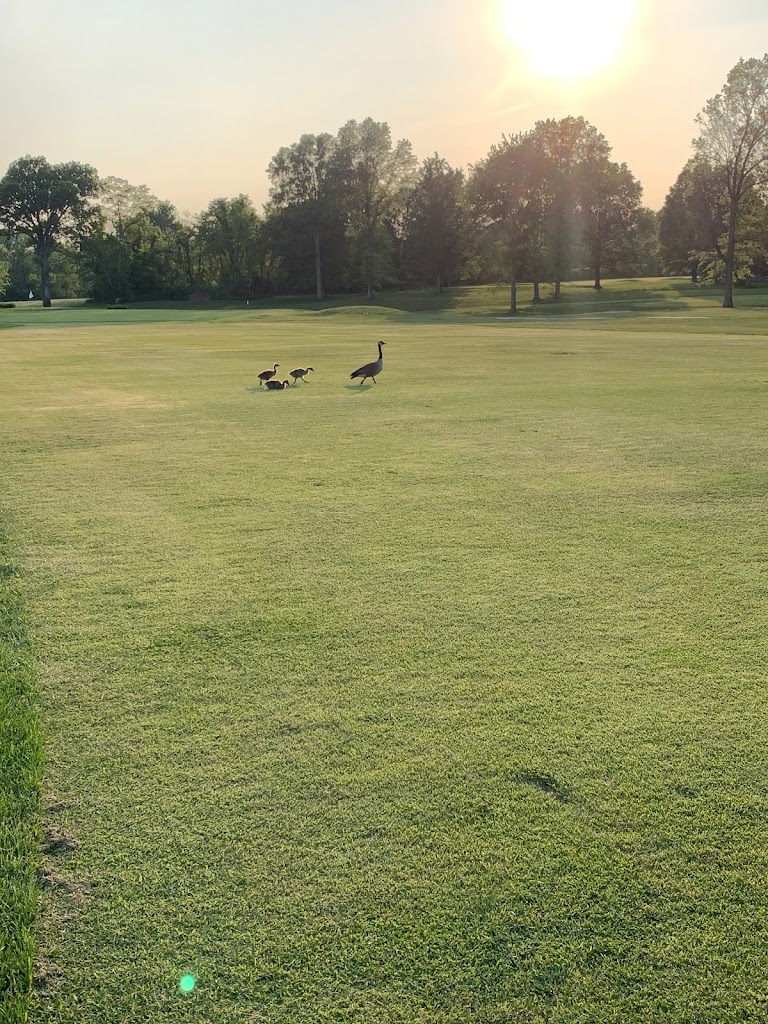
[
  {"left": 0, "top": 155, "right": 98, "bottom": 305},
  {"left": 694, "top": 54, "right": 768, "bottom": 305},
  {"left": 5, "top": 61, "right": 768, "bottom": 306}
]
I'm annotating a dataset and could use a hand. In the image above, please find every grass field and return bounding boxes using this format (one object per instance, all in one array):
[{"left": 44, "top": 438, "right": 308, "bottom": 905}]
[{"left": 1, "top": 280, "right": 767, "bottom": 1022}]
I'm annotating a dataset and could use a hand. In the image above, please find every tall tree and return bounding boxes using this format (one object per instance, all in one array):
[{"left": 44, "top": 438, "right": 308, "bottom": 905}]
[
  {"left": 694, "top": 54, "right": 768, "bottom": 307},
  {"left": 267, "top": 134, "right": 342, "bottom": 300},
  {"left": 0, "top": 156, "right": 98, "bottom": 306},
  {"left": 468, "top": 133, "right": 545, "bottom": 314},
  {"left": 659, "top": 158, "right": 729, "bottom": 281},
  {"left": 404, "top": 154, "right": 465, "bottom": 293},
  {"left": 333, "top": 118, "right": 417, "bottom": 298},
  {"left": 578, "top": 159, "right": 642, "bottom": 289},
  {"left": 196, "top": 195, "right": 263, "bottom": 297},
  {"left": 99, "top": 177, "right": 158, "bottom": 301},
  {"left": 530, "top": 117, "right": 611, "bottom": 298}
]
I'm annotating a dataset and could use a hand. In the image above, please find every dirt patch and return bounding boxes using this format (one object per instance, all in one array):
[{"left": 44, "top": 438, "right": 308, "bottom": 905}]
[
  {"left": 33, "top": 957, "right": 63, "bottom": 990},
  {"left": 516, "top": 772, "right": 569, "bottom": 802},
  {"left": 38, "top": 865, "right": 89, "bottom": 901},
  {"left": 42, "top": 824, "right": 78, "bottom": 855},
  {"left": 44, "top": 794, "right": 69, "bottom": 814}
]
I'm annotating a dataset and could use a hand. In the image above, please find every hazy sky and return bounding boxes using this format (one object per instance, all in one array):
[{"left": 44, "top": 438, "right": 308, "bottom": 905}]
[{"left": 2, "top": 0, "right": 766, "bottom": 214}]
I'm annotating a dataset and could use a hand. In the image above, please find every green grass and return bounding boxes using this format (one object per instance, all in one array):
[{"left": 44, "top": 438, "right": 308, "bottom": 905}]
[
  {"left": 0, "top": 286, "right": 767, "bottom": 1021},
  {"left": 3, "top": 276, "right": 768, "bottom": 330},
  {"left": 0, "top": 519, "right": 42, "bottom": 1024}
]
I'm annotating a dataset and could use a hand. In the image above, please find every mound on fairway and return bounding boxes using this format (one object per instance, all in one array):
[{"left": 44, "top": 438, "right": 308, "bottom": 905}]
[{"left": 314, "top": 304, "right": 415, "bottom": 319}]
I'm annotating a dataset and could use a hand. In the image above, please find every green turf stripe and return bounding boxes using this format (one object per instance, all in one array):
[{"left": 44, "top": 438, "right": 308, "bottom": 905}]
[{"left": 0, "top": 517, "right": 42, "bottom": 1024}]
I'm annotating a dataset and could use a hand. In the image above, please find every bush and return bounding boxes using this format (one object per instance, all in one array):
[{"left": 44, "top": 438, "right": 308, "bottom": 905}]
[{"left": 0, "top": 302, "right": 15, "bottom": 309}]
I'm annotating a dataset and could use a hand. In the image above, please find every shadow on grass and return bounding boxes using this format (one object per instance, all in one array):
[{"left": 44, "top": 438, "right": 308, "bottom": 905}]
[{"left": 344, "top": 383, "right": 374, "bottom": 393}]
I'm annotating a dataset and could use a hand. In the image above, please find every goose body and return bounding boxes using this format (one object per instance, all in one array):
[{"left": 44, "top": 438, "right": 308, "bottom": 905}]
[
  {"left": 258, "top": 363, "right": 279, "bottom": 385},
  {"left": 264, "top": 378, "right": 290, "bottom": 390},
  {"left": 350, "top": 341, "right": 385, "bottom": 384},
  {"left": 290, "top": 367, "right": 314, "bottom": 384}
]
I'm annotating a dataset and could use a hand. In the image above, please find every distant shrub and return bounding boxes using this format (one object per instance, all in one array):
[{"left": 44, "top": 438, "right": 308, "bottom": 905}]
[
  {"left": 0, "top": 302, "right": 15, "bottom": 308},
  {"left": 107, "top": 305, "right": 127, "bottom": 310},
  {"left": 189, "top": 291, "right": 210, "bottom": 301}
]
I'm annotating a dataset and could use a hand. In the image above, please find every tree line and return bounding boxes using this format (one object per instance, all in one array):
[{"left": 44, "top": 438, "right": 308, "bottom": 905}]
[{"left": 1, "top": 56, "right": 767, "bottom": 310}]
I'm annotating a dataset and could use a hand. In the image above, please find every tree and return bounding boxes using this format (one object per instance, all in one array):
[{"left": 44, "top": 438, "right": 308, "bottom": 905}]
[
  {"left": 403, "top": 154, "right": 465, "bottom": 293},
  {"left": 605, "top": 206, "right": 660, "bottom": 278},
  {"left": 80, "top": 180, "right": 190, "bottom": 301},
  {"left": 97, "top": 177, "right": 158, "bottom": 301},
  {"left": 659, "top": 158, "right": 729, "bottom": 281},
  {"left": 578, "top": 159, "right": 642, "bottom": 289},
  {"left": 267, "top": 134, "right": 343, "bottom": 300},
  {"left": 333, "top": 119, "right": 417, "bottom": 298},
  {"left": 529, "top": 117, "right": 612, "bottom": 298},
  {"left": 0, "top": 156, "right": 98, "bottom": 306},
  {"left": 196, "top": 196, "right": 264, "bottom": 297},
  {"left": 694, "top": 55, "right": 768, "bottom": 307},
  {"left": 468, "top": 133, "right": 545, "bottom": 314}
]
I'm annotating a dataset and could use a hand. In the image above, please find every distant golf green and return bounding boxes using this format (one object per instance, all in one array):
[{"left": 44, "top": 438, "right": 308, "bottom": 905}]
[{"left": 1, "top": 280, "right": 767, "bottom": 1022}]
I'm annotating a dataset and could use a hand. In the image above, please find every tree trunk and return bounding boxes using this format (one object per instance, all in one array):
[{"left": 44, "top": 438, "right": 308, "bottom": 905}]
[
  {"left": 116, "top": 212, "right": 123, "bottom": 304},
  {"left": 509, "top": 272, "right": 517, "bottom": 315},
  {"left": 593, "top": 235, "right": 602, "bottom": 290},
  {"left": 436, "top": 273, "right": 442, "bottom": 295},
  {"left": 690, "top": 258, "right": 699, "bottom": 284},
  {"left": 313, "top": 230, "right": 324, "bottom": 301},
  {"left": 722, "top": 195, "right": 738, "bottom": 308},
  {"left": 40, "top": 245, "right": 52, "bottom": 307},
  {"left": 532, "top": 278, "right": 541, "bottom": 304},
  {"left": 366, "top": 279, "right": 374, "bottom": 299},
  {"left": 554, "top": 275, "right": 561, "bottom": 300}
]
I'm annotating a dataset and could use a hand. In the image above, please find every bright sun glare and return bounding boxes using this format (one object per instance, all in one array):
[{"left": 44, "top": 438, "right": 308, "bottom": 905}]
[{"left": 502, "top": 0, "right": 638, "bottom": 80}]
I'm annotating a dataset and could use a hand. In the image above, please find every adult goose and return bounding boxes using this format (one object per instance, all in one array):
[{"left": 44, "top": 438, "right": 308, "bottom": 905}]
[
  {"left": 258, "top": 363, "right": 279, "bottom": 386},
  {"left": 350, "top": 341, "right": 385, "bottom": 385},
  {"left": 264, "top": 378, "right": 290, "bottom": 390},
  {"left": 290, "top": 367, "right": 314, "bottom": 384}
]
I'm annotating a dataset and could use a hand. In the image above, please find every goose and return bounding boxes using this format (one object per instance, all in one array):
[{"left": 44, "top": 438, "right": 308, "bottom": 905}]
[
  {"left": 264, "top": 378, "right": 290, "bottom": 390},
  {"left": 350, "top": 341, "right": 385, "bottom": 384},
  {"left": 258, "top": 363, "right": 279, "bottom": 386},
  {"left": 289, "top": 367, "right": 314, "bottom": 384}
]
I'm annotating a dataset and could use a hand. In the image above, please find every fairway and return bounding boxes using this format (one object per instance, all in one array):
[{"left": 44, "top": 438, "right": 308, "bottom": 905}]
[{"left": 1, "top": 298, "right": 767, "bottom": 1022}]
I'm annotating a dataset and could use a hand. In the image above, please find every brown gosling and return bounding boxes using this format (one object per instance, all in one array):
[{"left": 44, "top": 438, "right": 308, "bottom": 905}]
[
  {"left": 258, "top": 363, "right": 279, "bottom": 386},
  {"left": 289, "top": 367, "right": 314, "bottom": 384},
  {"left": 264, "top": 378, "right": 290, "bottom": 390}
]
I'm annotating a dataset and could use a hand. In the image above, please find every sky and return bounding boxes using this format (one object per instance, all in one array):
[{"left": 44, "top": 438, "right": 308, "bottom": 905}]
[{"left": 1, "top": 0, "right": 766, "bottom": 215}]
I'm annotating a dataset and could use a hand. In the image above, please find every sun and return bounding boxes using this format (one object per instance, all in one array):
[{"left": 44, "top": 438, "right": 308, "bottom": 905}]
[{"left": 501, "top": 0, "right": 638, "bottom": 80}]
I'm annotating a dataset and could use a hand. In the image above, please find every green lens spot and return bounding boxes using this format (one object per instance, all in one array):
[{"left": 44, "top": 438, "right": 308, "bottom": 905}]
[{"left": 179, "top": 974, "right": 196, "bottom": 993}]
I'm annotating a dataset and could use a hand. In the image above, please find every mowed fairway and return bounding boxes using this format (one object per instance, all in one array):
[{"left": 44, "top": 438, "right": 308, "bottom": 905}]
[{"left": 1, "top": 303, "right": 767, "bottom": 1022}]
